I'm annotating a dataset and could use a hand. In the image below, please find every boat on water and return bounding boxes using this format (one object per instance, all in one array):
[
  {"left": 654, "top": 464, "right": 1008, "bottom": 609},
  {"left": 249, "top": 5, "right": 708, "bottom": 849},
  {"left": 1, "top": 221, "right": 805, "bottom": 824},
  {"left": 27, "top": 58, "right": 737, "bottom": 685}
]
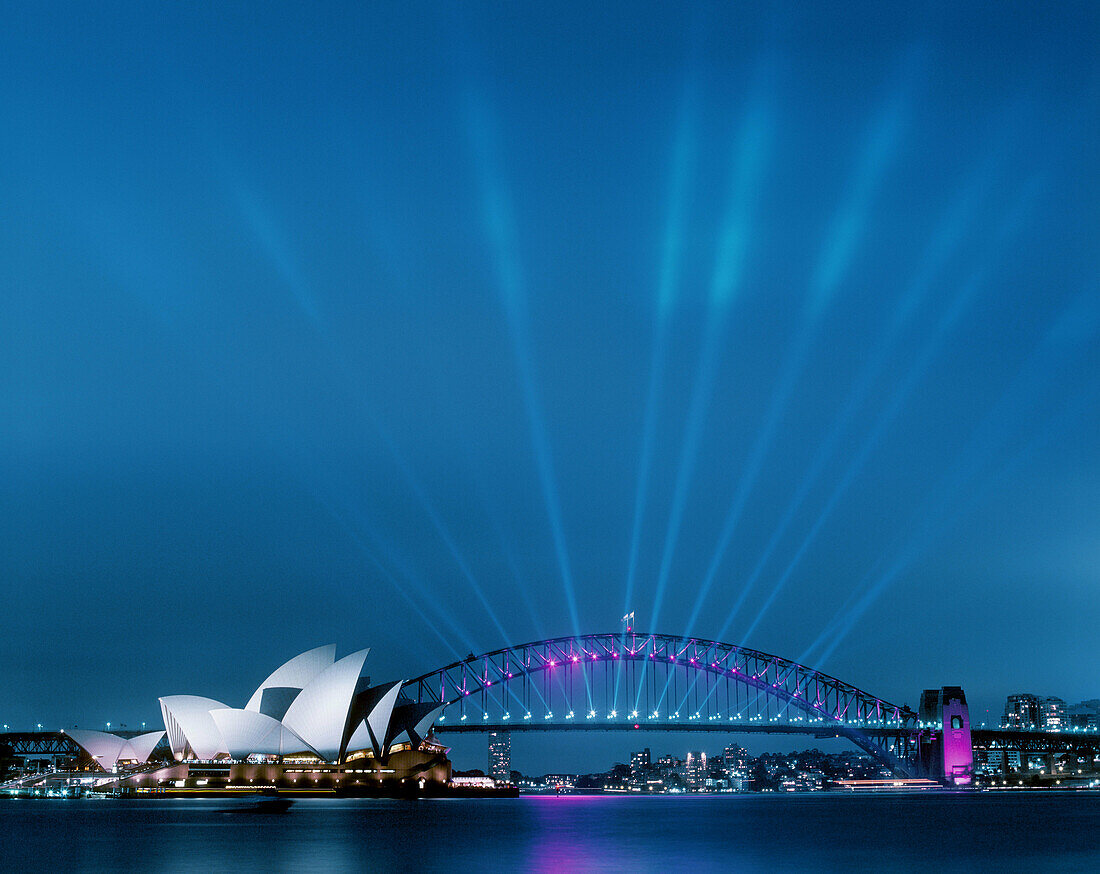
[{"left": 219, "top": 795, "right": 294, "bottom": 815}]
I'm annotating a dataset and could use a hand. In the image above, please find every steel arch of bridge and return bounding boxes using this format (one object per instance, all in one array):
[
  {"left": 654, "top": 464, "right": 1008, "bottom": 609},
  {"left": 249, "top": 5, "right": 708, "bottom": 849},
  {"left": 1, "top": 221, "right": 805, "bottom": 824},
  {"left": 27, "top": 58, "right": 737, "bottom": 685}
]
[{"left": 408, "top": 633, "right": 917, "bottom": 733}]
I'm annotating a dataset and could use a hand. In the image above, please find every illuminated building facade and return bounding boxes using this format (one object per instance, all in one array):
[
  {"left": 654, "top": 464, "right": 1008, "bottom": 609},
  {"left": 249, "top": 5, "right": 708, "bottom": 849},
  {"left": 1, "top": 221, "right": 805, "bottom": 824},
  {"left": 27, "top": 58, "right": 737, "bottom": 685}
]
[
  {"left": 488, "top": 731, "right": 510, "bottom": 781},
  {"left": 723, "top": 744, "right": 749, "bottom": 778},
  {"left": 1040, "top": 697, "right": 1066, "bottom": 731},
  {"left": 1003, "top": 694, "right": 1042, "bottom": 730},
  {"left": 685, "top": 751, "right": 707, "bottom": 788}
]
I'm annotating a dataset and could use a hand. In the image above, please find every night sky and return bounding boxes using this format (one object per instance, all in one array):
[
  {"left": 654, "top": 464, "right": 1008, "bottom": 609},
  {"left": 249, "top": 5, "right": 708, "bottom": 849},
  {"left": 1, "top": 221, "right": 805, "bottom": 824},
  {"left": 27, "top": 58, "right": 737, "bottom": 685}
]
[{"left": 2, "top": 2, "right": 1098, "bottom": 773}]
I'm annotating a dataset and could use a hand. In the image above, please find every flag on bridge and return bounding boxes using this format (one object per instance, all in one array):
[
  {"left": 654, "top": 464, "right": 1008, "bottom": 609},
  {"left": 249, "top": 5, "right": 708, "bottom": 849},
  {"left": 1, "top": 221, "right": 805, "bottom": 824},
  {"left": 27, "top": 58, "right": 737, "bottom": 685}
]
[{"left": 622, "top": 612, "right": 634, "bottom": 633}]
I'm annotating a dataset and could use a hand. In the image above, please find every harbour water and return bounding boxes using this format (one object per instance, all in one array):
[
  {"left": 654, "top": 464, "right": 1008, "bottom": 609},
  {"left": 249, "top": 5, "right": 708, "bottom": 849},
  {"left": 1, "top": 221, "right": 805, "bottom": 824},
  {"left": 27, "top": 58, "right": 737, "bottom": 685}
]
[{"left": 3, "top": 793, "right": 1099, "bottom": 872}]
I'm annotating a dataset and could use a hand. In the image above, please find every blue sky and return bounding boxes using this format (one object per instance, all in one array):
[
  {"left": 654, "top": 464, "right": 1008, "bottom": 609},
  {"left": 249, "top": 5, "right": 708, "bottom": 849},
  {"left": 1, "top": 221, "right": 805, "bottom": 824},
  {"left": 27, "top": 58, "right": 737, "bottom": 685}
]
[{"left": 1, "top": 2, "right": 1098, "bottom": 771}]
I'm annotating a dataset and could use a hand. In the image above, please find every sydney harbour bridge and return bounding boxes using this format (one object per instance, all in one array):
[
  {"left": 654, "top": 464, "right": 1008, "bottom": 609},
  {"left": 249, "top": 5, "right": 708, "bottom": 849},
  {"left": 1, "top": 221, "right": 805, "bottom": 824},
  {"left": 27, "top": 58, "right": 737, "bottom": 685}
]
[
  {"left": 404, "top": 631, "right": 1099, "bottom": 783},
  {"left": 4, "top": 631, "right": 1098, "bottom": 785}
]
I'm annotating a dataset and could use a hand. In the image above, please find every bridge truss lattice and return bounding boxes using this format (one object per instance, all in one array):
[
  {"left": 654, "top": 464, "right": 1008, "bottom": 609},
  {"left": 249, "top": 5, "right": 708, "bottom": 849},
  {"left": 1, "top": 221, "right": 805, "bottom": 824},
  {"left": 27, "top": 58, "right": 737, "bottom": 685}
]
[{"left": 407, "top": 633, "right": 918, "bottom": 768}]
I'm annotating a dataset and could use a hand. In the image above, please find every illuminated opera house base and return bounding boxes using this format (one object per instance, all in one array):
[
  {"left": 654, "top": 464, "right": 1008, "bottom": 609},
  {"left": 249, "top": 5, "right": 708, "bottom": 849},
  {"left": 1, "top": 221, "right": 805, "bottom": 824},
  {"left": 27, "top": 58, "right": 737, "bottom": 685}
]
[{"left": 99, "top": 743, "right": 459, "bottom": 797}]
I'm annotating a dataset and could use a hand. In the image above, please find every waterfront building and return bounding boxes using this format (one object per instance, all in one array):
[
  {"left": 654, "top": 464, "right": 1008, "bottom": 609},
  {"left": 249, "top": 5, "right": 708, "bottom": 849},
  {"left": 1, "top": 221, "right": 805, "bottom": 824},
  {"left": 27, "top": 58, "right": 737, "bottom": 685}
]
[
  {"left": 685, "top": 751, "right": 707, "bottom": 788},
  {"left": 1041, "top": 697, "right": 1067, "bottom": 731},
  {"left": 724, "top": 744, "right": 749, "bottom": 777},
  {"left": 656, "top": 753, "right": 678, "bottom": 772},
  {"left": 973, "top": 748, "right": 1006, "bottom": 775},
  {"left": 157, "top": 645, "right": 444, "bottom": 764},
  {"left": 544, "top": 774, "right": 576, "bottom": 789},
  {"left": 630, "top": 748, "right": 650, "bottom": 775},
  {"left": 1003, "top": 694, "right": 1042, "bottom": 729},
  {"left": 488, "top": 731, "right": 511, "bottom": 782},
  {"left": 126, "top": 645, "right": 453, "bottom": 792}
]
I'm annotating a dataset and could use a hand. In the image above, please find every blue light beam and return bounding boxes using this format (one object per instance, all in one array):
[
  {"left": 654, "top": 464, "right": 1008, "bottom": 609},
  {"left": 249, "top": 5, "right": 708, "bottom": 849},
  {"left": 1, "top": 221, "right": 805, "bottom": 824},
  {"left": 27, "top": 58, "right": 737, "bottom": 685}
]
[
  {"left": 706, "top": 146, "right": 1013, "bottom": 643},
  {"left": 224, "top": 168, "right": 513, "bottom": 649},
  {"left": 737, "top": 176, "right": 1044, "bottom": 647},
  {"left": 690, "top": 87, "right": 910, "bottom": 642},
  {"left": 623, "top": 81, "right": 698, "bottom": 626},
  {"left": 644, "top": 90, "right": 772, "bottom": 636},
  {"left": 464, "top": 89, "right": 584, "bottom": 641},
  {"left": 810, "top": 290, "right": 1100, "bottom": 668}
]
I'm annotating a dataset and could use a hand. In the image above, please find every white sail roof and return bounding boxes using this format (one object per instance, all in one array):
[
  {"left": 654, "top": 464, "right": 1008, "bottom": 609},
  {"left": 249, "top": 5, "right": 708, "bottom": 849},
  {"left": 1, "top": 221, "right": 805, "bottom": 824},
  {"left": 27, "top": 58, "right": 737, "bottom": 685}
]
[
  {"left": 65, "top": 728, "right": 166, "bottom": 770},
  {"left": 367, "top": 682, "right": 404, "bottom": 756},
  {"left": 281, "top": 648, "right": 370, "bottom": 761},
  {"left": 159, "top": 695, "right": 230, "bottom": 760},
  {"left": 244, "top": 644, "right": 337, "bottom": 713},
  {"left": 209, "top": 709, "right": 315, "bottom": 759},
  {"left": 344, "top": 681, "right": 403, "bottom": 757},
  {"left": 65, "top": 729, "right": 127, "bottom": 771},
  {"left": 127, "top": 730, "right": 167, "bottom": 763}
]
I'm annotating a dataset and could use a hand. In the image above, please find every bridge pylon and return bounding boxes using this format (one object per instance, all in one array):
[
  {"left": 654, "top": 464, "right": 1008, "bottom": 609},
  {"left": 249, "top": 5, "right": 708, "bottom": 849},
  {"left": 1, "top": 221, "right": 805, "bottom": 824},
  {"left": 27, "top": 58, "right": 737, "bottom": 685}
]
[{"left": 917, "top": 686, "right": 973, "bottom": 785}]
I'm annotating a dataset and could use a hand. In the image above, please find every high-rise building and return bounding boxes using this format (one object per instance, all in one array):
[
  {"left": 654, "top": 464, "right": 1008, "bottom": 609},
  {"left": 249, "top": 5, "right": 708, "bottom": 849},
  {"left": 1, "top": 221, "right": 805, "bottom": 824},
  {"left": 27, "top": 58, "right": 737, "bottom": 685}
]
[
  {"left": 1041, "top": 697, "right": 1066, "bottom": 730},
  {"left": 488, "top": 731, "right": 510, "bottom": 782},
  {"left": 685, "top": 751, "right": 707, "bottom": 788},
  {"left": 630, "top": 748, "right": 651, "bottom": 775},
  {"left": 1003, "top": 694, "right": 1042, "bottom": 730},
  {"left": 724, "top": 744, "right": 749, "bottom": 777}
]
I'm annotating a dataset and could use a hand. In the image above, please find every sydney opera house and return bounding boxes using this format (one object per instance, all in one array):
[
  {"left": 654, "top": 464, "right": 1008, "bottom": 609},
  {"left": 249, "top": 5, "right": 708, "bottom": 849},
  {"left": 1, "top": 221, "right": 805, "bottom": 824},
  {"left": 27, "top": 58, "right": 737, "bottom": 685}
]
[
  {"left": 64, "top": 728, "right": 166, "bottom": 772},
  {"left": 92, "top": 645, "right": 452, "bottom": 794}
]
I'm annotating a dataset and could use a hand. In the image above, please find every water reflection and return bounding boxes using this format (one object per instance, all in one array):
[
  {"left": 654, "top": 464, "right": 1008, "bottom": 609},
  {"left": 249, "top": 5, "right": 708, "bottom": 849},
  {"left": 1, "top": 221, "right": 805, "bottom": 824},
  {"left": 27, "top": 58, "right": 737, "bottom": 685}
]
[{"left": 1, "top": 794, "right": 1098, "bottom": 873}]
